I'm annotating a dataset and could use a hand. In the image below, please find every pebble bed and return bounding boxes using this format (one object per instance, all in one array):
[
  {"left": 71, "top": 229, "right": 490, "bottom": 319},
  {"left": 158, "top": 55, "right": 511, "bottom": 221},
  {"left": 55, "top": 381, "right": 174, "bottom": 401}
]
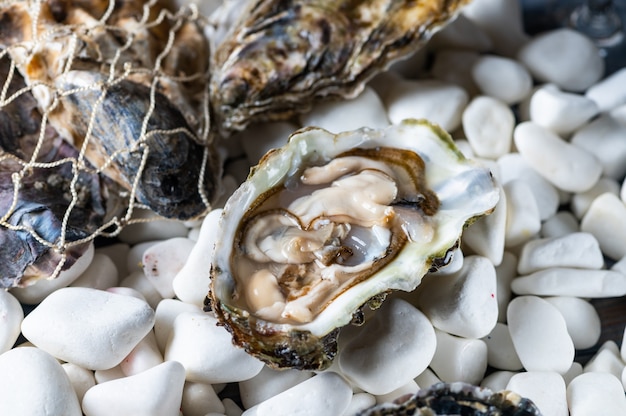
[{"left": 2, "top": 0, "right": 626, "bottom": 415}]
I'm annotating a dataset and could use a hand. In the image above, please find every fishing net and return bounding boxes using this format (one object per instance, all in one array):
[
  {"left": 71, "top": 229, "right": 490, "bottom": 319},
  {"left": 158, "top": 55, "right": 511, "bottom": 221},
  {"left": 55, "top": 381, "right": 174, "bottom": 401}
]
[{"left": 0, "top": 0, "right": 219, "bottom": 287}]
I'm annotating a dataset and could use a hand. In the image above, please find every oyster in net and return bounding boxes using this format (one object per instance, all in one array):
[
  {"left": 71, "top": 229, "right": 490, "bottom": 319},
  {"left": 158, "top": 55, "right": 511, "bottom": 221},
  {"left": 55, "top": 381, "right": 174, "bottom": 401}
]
[{"left": 208, "top": 119, "right": 499, "bottom": 370}]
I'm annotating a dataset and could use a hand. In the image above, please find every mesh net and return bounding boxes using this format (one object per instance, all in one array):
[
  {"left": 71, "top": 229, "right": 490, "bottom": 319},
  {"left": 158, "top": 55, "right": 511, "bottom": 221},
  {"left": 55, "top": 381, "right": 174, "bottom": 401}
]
[{"left": 0, "top": 0, "right": 218, "bottom": 287}]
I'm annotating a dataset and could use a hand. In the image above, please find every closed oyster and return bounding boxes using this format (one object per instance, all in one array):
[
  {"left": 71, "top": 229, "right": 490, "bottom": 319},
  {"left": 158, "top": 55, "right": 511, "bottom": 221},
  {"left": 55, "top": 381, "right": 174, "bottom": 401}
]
[
  {"left": 209, "top": 0, "right": 471, "bottom": 133},
  {"left": 208, "top": 119, "right": 499, "bottom": 370}
]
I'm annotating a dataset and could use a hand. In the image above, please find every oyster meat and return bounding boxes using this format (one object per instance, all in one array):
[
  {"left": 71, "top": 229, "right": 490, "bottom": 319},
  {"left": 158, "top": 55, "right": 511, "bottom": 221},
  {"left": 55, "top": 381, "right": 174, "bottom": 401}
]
[
  {"left": 209, "top": 0, "right": 471, "bottom": 133},
  {"left": 208, "top": 119, "right": 499, "bottom": 370}
]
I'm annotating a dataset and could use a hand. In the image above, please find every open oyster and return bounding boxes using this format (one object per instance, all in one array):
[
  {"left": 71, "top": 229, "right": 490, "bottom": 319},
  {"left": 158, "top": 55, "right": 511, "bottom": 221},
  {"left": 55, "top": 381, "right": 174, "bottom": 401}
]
[{"left": 208, "top": 119, "right": 499, "bottom": 370}]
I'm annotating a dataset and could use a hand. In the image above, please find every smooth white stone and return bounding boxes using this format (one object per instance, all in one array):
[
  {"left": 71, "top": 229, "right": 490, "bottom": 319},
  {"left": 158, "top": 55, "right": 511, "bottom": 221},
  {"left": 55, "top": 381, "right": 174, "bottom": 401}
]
[
  {"left": 127, "top": 241, "right": 159, "bottom": 274},
  {"left": 480, "top": 371, "right": 517, "bottom": 392},
  {"left": 514, "top": 122, "right": 602, "bottom": 193},
  {"left": 82, "top": 361, "right": 186, "bottom": 416},
  {"left": 223, "top": 398, "right": 244, "bottom": 416},
  {"left": 462, "top": 96, "right": 514, "bottom": 158},
  {"left": 621, "top": 327, "right": 626, "bottom": 362},
  {"left": 583, "top": 341, "right": 625, "bottom": 380},
  {"left": 429, "top": 329, "right": 488, "bottom": 385},
  {"left": 341, "top": 393, "right": 377, "bottom": 416},
  {"left": 512, "top": 268, "right": 626, "bottom": 298},
  {"left": 62, "top": 362, "right": 96, "bottom": 403},
  {"left": 414, "top": 368, "right": 442, "bottom": 390},
  {"left": 471, "top": 55, "right": 532, "bottom": 104},
  {"left": 242, "top": 372, "right": 352, "bottom": 416},
  {"left": 106, "top": 286, "right": 148, "bottom": 302},
  {"left": 495, "top": 252, "right": 517, "bottom": 323},
  {"left": 507, "top": 296, "right": 574, "bottom": 374},
  {"left": 120, "top": 330, "right": 163, "bottom": 376},
  {"left": 545, "top": 297, "right": 601, "bottom": 350},
  {"left": 503, "top": 180, "right": 541, "bottom": 247},
  {"left": 117, "top": 209, "right": 189, "bottom": 244},
  {"left": 71, "top": 253, "right": 119, "bottom": 289},
  {"left": 187, "top": 226, "right": 200, "bottom": 241},
  {"left": 571, "top": 114, "right": 626, "bottom": 180},
  {"left": 572, "top": 178, "right": 621, "bottom": 219},
  {"left": 21, "top": 287, "right": 155, "bottom": 370},
  {"left": 10, "top": 243, "right": 94, "bottom": 305},
  {"left": 413, "top": 256, "right": 498, "bottom": 338},
  {"left": 154, "top": 298, "right": 203, "bottom": 354},
  {"left": 338, "top": 298, "right": 436, "bottom": 395},
  {"left": 517, "top": 232, "right": 603, "bottom": 275},
  {"left": 612, "top": 103, "right": 626, "bottom": 124},
  {"left": 506, "top": 372, "right": 568, "bottom": 416},
  {"left": 482, "top": 323, "right": 523, "bottom": 371},
  {"left": 497, "top": 153, "right": 559, "bottom": 221},
  {"left": 429, "top": 13, "right": 492, "bottom": 52},
  {"left": 517, "top": 28, "right": 604, "bottom": 92},
  {"left": 300, "top": 86, "right": 389, "bottom": 133},
  {"left": 0, "top": 347, "right": 81, "bottom": 415},
  {"left": 431, "top": 50, "right": 480, "bottom": 95},
  {"left": 120, "top": 271, "right": 163, "bottom": 309},
  {"left": 143, "top": 237, "right": 195, "bottom": 299},
  {"left": 529, "top": 85, "right": 599, "bottom": 135},
  {"left": 95, "top": 243, "right": 130, "bottom": 279},
  {"left": 237, "top": 121, "right": 297, "bottom": 165},
  {"left": 384, "top": 79, "right": 468, "bottom": 131},
  {"left": 239, "top": 366, "right": 313, "bottom": 409},
  {"left": 622, "top": 178, "right": 626, "bottom": 203},
  {"left": 0, "top": 290, "right": 23, "bottom": 354},
  {"left": 374, "top": 379, "right": 418, "bottom": 404},
  {"left": 585, "top": 67, "right": 626, "bottom": 112},
  {"left": 567, "top": 373, "right": 626, "bottom": 415},
  {"left": 461, "top": 0, "right": 529, "bottom": 56},
  {"left": 562, "top": 362, "right": 584, "bottom": 386},
  {"left": 173, "top": 209, "right": 222, "bottom": 307},
  {"left": 429, "top": 247, "right": 464, "bottom": 276},
  {"left": 181, "top": 382, "right": 225, "bottom": 416},
  {"left": 94, "top": 365, "right": 125, "bottom": 384},
  {"left": 581, "top": 192, "right": 626, "bottom": 260},
  {"left": 541, "top": 211, "right": 580, "bottom": 239},
  {"left": 165, "top": 312, "right": 264, "bottom": 384}
]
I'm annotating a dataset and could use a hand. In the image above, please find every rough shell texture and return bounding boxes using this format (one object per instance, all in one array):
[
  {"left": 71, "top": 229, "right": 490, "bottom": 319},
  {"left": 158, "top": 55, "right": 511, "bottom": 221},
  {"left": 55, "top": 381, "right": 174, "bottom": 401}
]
[
  {"left": 208, "top": 119, "right": 499, "bottom": 370},
  {"left": 358, "top": 382, "right": 542, "bottom": 415},
  {"left": 209, "top": 0, "right": 470, "bottom": 133}
]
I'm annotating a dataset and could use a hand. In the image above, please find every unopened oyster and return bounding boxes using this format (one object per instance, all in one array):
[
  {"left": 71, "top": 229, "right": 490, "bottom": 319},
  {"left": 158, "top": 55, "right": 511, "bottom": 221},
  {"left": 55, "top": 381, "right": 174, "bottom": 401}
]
[{"left": 208, "top": 119, "right": 499, "bottom": 370}]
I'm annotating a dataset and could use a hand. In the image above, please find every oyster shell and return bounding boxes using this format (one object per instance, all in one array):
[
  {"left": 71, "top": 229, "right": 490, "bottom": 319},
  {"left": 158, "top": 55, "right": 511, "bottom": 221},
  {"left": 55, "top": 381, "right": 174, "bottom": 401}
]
[
  {"left": 209, "top": 0, "right": 471, "bottom": 133},
  {"left": 208, "top": 119, "right": 499, "bottom": 370}
]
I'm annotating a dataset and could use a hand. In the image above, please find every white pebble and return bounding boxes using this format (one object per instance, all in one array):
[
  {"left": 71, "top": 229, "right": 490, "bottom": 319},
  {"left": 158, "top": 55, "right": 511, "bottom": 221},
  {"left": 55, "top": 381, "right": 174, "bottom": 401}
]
[
  {"left": 82, "top": 361, "right": 186, "bottom": 416},
  {"left": 482, "top": 323, "right": 523, "bottom": 371},
  {"left": 384, "top": 79, "right": 468, "bottom": 131},
  {"left": 581, "top": 192, "right": 626, "bottom": 260},
  {"left": 117, "top": 209, "right": 189, "bottom": 244},
  {"left": 239, "top": 366, "right": 313, "bottom": 409},
  {"left": 572, "top": 177, "right": 621, "bottom": 219},
  {"left": 120, "top": 330, "right": 163, "bottom": 376},
  {"left": 94, "top": 365, "right": 125, "bottom": 384},
  {"left": 507, "top": 296, "right": 574, "bottom": 374},
  {"left": 517, "top": 232, "right": 603, "bottom": 274},
  {"left": 413, "top": 256, "right": 498, "bottom": 339},
  {"left": 374, "top": 379, "right": 418, "bottom": 404},
  {"left": 0, "top": 290, "right": 23, "bottom": 354},
  {"left": 480, "top": 371, "right": 517, "bottom": 392},
  {"left": 429, "top": 329, "right": 488, "bottom": 385},
  {"left": 529, "top": 84, "right": 599, "bottom": 135},
  {"left": 341, "top": 393, "right": 377, "bottom": 416},
  {"left": 462, "top": 96, "right": 514, "bottom": 158},
  {"left": 127, "top": 241, "right": 159, "bottom": 274},
  {"left": 181, "top": 382, "right": 225, "bottom": 416},
  {"left": 585, "top": 67, "right": 626, "bottom": 112},
  {"left": 120, "top": 271, "right": 163, "bottom": 309},
  {"left": 506, "top": 372, "right": 568, "bottom": 416},
  {"left": 300, "top": 86, "right": 389, "bottom": 133},
  {"left": 154, "top": 298, "right": 203, "bottom": 354},
  {"left": 223, "top": 398, "right": 244, "bottom": 416},
  {"left": 237, "top": 121, "right": 297, "bottom": 165},
  {"left": 495, "top": 252, "right": 517, "bottom": 322},
  {"left": 517, "top": 28, "right": 604, "bottom": 92},
  {"left": 0, "top": 347, "right": 81, "bottom": 415},
  {"left": 62, "top": 362, "right": 96, "bottom": 403},
  {"left": 143, "top": 237, "right": 195, "bottom": 298},
  {"left": 21, "top": 287, "right": 155, "bottom": 370},
  {"left": 512, "top": 268, "right": 626, "bottom": 298},
  {"left": 10, "top": 243, "right": 95, "bottom": 305},
  {"left": 95, "top": 243, "right": 130, "bottom": 278},
  {"left": 541, "top": 211, "right": 580, "bottom": 239},
  {"left": 583, "top": 341, "right": 625, "bottom": 380},
  {"left": 173, "top": 209, "right": 222, "bottom": 307},
  {"left": 503, "top": 180, "right": 541, "bottom": 247},
  {"left": 562, "top": 362, "right": 584, "bottom": 386},
  {"left": 165, "top": 312, "right": 264, "bottom": 384},
  {"left": 71, "top": 253, "right": 119, "bottom": 290},
  {"left": 471, "top": 55, "right": 532, "bottom": 104},
  {"left": 571, "top": 114, "right": 626, "bottom": 180},
  {"left": 242, "top": 372, "right": 352, "bottom": 416},
  {"left": 514, "top": 122, "right": 602, "bottom": 193},
  {"left": 567, "top": 373, "right": 626, "bottom": 415},
  {"left": 338, "top": 298, "right": 436, "bottom": 395},
  {"left": 414, "top": 368, "right": 442, "bottom": 390},
  {"left": 544, "top": 297, "right": 601, "bottom": 350}
]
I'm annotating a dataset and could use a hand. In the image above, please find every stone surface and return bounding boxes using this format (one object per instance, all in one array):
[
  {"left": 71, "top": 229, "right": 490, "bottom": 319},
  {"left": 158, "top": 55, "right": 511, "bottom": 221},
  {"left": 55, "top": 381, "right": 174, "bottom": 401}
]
[
  {"left": 462, "top": 96, "right": 515, "bottom": 158},
  {"left": 471, "top": 55, "right": 532, "bottom": 104}
]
